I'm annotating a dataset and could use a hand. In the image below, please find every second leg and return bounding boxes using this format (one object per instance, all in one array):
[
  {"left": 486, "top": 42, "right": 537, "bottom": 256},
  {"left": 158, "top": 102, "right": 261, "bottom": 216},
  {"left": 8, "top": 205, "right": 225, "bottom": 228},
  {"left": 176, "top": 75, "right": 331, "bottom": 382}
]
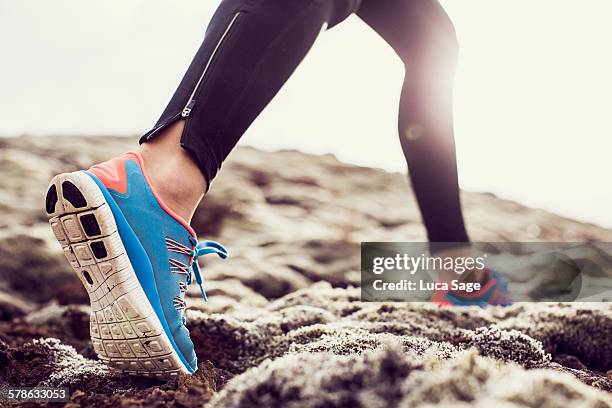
[{"left": 357, "top": 0, "right": 469, "bottom": 249}]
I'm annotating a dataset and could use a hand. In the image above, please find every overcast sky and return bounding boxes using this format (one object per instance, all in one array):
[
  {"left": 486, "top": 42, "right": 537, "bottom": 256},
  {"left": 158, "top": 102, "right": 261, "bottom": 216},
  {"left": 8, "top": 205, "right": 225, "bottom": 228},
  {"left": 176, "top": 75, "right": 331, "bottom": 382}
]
[{"left": 1, "top": 1, "right": 611, "bottom": 227}]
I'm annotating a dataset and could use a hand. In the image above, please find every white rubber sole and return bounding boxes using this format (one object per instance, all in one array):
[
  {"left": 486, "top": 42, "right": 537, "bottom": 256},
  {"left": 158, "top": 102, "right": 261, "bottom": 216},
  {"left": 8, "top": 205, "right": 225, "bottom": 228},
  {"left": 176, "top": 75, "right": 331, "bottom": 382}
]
[{"left": 45, "top": 171, "right": 191, "bottom": 377}]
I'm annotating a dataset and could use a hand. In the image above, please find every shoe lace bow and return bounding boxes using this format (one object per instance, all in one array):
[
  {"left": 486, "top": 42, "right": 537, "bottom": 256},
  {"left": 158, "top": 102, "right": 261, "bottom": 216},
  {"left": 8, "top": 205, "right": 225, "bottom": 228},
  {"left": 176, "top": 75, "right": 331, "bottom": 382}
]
[
  {"left": 188, "top": 237, "right": 228, "bottom": 302},
  {"left": 167, "top": 236, "right": 228, "bottom": 320}
]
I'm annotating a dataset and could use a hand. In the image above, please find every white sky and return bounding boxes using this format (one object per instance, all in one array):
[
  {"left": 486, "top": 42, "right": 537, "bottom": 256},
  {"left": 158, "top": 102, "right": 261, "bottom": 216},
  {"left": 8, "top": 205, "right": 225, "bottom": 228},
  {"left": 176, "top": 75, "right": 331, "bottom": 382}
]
[{"left": 1, "top": 1, "right": 611, "bottom": 227}]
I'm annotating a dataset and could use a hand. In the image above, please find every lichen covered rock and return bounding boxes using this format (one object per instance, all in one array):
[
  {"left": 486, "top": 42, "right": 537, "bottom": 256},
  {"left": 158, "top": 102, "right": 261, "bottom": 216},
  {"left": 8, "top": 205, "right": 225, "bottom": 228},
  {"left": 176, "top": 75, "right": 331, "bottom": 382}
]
[{"left": 0, "top": 136, "right": 610, "bottom": 407}]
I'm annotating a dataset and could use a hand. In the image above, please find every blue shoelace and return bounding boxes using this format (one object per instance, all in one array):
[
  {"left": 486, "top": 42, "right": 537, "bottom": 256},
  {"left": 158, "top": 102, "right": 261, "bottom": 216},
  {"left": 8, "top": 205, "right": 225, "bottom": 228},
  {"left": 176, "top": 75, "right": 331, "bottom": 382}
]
[{"left": 188, "top": 237, "right": 229, "bottom": 302}]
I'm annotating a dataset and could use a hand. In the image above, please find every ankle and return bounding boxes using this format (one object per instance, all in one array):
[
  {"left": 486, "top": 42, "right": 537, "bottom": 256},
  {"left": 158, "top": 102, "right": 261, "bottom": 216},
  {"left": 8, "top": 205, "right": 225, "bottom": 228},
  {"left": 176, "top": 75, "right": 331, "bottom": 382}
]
[
  {"left": 141, "top": 152, "right": 205, "bottom": 221},
  {"left": 139, "top": 141, "right": 206, "bottom": 222}
]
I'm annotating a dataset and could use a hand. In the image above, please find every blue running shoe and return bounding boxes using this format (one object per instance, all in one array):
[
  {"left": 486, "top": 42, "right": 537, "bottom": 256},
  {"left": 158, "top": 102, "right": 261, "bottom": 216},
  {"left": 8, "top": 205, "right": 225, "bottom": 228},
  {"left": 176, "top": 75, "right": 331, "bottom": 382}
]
[
  {"left": 431, "top": 268, "right": 512, "bottom": 307},
  {"left": 45, "top": 152, "right": 227, "bottom": 377}
]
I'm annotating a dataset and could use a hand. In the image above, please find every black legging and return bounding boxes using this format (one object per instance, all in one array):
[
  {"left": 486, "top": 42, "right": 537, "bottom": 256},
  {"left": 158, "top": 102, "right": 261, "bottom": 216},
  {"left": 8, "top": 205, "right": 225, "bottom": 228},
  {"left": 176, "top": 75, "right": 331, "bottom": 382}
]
[{"left": 140, "top": 0, "right": 469, "bottom": 247}]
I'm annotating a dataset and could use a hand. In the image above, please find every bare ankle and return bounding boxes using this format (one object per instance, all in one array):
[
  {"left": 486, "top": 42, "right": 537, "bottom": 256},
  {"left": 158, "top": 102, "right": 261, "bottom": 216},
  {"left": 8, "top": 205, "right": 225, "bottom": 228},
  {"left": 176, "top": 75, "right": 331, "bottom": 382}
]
[{"left": 138, "top": 121, "right": 207, "bottom": 221}]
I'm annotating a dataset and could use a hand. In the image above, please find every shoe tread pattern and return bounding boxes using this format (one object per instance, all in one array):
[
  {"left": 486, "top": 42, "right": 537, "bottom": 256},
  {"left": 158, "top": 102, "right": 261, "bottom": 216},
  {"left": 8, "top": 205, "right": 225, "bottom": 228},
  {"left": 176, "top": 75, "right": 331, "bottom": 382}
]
[{"left": 46, "top": 171, "right": 188, "bottom": 378}]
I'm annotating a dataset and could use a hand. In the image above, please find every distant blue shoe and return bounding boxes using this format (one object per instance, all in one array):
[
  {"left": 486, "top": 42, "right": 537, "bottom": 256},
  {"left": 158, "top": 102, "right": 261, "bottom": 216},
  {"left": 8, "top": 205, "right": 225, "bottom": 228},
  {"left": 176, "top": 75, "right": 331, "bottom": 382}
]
[
  {"left": 431, "top": 268, "right": 512, "bottom": 307},
  {"left": 45, "top": 152, "right": 227, "bottom": 377}
]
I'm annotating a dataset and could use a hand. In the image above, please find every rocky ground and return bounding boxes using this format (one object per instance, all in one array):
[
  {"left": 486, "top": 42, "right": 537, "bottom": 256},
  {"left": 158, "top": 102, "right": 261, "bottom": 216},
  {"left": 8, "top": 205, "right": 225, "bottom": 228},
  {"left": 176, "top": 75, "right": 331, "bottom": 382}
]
[{"left": 0, "top": 135, "right": 611, "bottom": 407}]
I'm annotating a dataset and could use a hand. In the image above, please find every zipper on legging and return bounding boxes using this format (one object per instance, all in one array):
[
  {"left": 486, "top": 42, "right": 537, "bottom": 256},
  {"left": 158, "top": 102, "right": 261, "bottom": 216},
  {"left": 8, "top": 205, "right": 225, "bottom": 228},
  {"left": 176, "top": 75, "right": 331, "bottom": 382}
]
[
  {"left": 181, "top": 11, "right": 242, "bottom": 118},
  {"left": 144, "top": 112, "right": 183, "bottom": 141}
]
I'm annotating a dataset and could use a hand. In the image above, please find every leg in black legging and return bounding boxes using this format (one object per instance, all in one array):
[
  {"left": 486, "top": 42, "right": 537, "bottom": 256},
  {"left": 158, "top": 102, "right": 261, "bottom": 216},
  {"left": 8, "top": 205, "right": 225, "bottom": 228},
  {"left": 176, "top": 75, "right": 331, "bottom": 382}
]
[
  {"left": 142, "top": 0, "right": 469, "bottom": 247},
  {"left": 140, "top": 0, "right": 359, "bottom": 188},
  {"left": 357, "top": 0, "right": 470, "bottom": 249}
]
